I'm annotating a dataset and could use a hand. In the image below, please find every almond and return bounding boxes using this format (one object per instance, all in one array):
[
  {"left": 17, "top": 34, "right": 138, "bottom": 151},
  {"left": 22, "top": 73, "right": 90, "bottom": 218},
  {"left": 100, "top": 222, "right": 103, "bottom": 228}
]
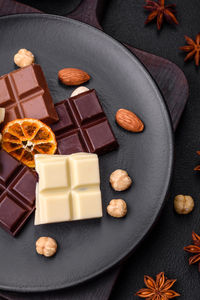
[
  {"left": 116, "top": 108, "right": 144, "bottom": 133},
  {"left": 58, "top": 68, "right": 90, "bottom": 86},
  {"left": 70, "top": 86, "right": 89, "bottom": 97}
]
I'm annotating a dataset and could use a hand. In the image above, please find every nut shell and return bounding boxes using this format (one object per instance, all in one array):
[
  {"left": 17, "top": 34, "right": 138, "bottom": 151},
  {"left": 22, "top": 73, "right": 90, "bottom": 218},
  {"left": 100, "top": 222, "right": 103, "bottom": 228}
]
[
  {"left": 58, "top": 68, "right": 90, "bottom": 86},
  {"left": 116, "top": 108, "right": 144, "bottom": 132}
]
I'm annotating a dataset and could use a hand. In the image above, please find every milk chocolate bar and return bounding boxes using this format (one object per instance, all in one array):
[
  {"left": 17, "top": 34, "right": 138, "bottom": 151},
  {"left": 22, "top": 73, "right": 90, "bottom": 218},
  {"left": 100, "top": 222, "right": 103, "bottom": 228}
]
[
  {"left": 35, "top": 153, "right": 102, "bottom": 225},
  {"left": 0, "top": 64, "right": 58, "bottom": 125},
  {"left": 51, "top": 89, "right": 118, "bottom": 155},
  {"left": 0, "top": 149, "right": 37, "bottom": 236}
]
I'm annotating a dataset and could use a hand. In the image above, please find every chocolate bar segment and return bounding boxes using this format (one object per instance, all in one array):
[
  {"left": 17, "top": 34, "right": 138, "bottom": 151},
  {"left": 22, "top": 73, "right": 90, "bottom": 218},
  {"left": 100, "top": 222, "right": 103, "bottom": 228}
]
[
  {"left": 0, "top": 64, "right": 58, "bottom": 125},
  {"left": 35, "top": 153, "right": 102, "bottom": 225},
  {"left": 0, "top": 149, "right": 37, "bottom": 236},
  {"left": 51, "top": 90, "right": 118, "bottom": 155}
]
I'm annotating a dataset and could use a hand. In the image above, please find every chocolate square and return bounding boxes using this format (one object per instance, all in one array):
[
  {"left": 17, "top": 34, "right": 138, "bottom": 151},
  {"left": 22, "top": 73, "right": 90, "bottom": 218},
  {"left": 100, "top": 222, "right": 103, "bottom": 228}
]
[
  {"left": 51, "top": 89, "right": 118, "bottom": 155},
  {"left": 0, "top": 149, "right": 37, "bottom": 236},
  {"left": 72, "top": 92, "right": 104, "bottom": 124},
  {"left": 0, "top": 149, "right": 20, "bottom": 184},
  {"left": 84, "top": 120, "right": 117, "bottom": 153},
  {"left": 0, "top": 77, "right": 14, "bottom": 106},
  {"left": 0, "top": 195, "right": 26, "bottom": 232},
  {"left": 11, "top": 66, "right": 39, "bottom": 98},
  {"left": 0, "top": 64, "right": 58, "bottom": 125},
  {"left": 11, "top": 169, "right": 36, "bottom": 207},
  {"left": 57, "top": 132, "right": 87, "bottom": 155},
  {"left": 51, "top": 101, "right": 75, "bottom": 133}
]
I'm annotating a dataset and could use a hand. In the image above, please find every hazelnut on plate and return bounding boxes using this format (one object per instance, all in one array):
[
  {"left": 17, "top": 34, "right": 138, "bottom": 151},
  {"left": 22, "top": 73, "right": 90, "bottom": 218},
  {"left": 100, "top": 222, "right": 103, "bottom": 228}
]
[
  {"left": 14, "top": 48, "right": 34, "bottom": 68},
  {"left": 110, "top": 169, "right": 132, "bottom": 191},
  {"left": 107, "top": 199, "right": 127, "bottom": 218},
  {"left": 36, "top": 237, "right": 57, "bottom": 257}
]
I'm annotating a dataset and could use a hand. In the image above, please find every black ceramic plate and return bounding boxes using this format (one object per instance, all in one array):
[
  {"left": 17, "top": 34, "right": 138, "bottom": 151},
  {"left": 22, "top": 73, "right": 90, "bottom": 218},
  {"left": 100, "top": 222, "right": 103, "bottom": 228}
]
[{"left": 0, "top": 14, "right": 173, "bottom": 292}]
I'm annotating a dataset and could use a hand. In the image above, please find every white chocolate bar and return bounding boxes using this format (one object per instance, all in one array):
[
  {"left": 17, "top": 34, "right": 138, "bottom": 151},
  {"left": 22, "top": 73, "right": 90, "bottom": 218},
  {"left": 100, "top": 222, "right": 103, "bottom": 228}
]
[{"left": 34, "top": 153, "right": 102, "bottom": 225}]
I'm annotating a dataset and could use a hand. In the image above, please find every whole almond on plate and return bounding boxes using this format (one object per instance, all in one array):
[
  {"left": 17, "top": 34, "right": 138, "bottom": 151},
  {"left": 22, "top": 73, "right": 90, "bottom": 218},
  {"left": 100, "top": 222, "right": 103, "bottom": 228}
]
[
  {"left": 58, "top": 68, "right": 90, "bottom": 86},
  {"left": 116, "top": 108, "right": 144, "bottom": 132}
]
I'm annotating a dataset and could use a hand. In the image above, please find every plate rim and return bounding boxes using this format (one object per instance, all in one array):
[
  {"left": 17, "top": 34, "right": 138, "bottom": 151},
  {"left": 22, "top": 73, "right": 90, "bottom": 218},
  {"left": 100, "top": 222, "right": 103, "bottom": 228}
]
[{"left": 0, "top": 13, "right": 174, "bottom": 292}]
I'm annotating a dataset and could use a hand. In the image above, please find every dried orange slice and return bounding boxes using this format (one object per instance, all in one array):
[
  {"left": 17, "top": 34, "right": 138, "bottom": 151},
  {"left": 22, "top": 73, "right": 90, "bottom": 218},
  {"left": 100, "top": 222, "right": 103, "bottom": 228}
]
[{"left": 2, "top": 118, "right": 57, "bottom": 168}]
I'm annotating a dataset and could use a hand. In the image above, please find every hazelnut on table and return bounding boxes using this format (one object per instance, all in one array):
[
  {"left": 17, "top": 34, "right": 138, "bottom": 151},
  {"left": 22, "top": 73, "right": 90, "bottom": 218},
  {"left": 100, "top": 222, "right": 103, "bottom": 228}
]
[
  {"left": 36, "top": 237, "right": 57, "bottom": 257},
  {"left": 107, "top": 199, "right": 127, "bottom": 218},
  {"left": 110, "top": 169, "right": 132, "bottom": 191},
  {"left": 14, "top": 48, "right": 34, "bottom": 68},
  {"left": 174, "top": 195, "right": 194, "bottom": 214}
]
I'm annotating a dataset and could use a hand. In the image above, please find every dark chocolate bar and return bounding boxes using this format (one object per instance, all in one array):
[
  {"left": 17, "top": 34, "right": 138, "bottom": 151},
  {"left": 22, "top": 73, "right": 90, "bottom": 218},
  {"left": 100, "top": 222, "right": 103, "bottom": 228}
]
[
  {"left": 0, "top": 149, "right": 37, "bottom": 236},
  {"left": 0, "top": 64, "right": 58, "bottom": 125},
  {"left": 51, "top": 89, "right": 118, "bottom": 155}
]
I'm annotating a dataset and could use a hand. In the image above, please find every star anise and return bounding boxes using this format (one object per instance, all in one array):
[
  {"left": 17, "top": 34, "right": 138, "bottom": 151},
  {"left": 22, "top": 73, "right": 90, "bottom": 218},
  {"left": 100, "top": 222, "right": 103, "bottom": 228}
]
[
  {"left": 180, "top": 34, "right": 200, "bottom": 66},
  {"left": 136, "top": 272, "right": 180, "bottom": 299},
  {"left": 184, "top": 231, "right": 200, "bottom": 271},
  {"left": 144, "top": 0, "right": 178, "bottom": 30}
]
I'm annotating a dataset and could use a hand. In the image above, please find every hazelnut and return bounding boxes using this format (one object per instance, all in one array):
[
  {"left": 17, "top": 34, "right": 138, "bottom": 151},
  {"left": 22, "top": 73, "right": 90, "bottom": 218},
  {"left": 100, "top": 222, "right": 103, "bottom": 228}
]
[
  {"left": 70, "top": 86, "right": 89, "bottom": 97},
  {"left": 174, "top": 195, "right": 194, "bottom": 214},
  {"left": 0, "top": 107, "right": 5, "bottom": 124},
  {"left": 110, "top": 169, "right": 132, "bottom": 191},
  {"left": 107, "top": 199, "right": 127, "bottom": 218},
  {"left": 36, "top": 237, "right": 57, "bottom": 257},
  {"left": 14, "top": 48, "right": 34, "bottom": 68}
]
